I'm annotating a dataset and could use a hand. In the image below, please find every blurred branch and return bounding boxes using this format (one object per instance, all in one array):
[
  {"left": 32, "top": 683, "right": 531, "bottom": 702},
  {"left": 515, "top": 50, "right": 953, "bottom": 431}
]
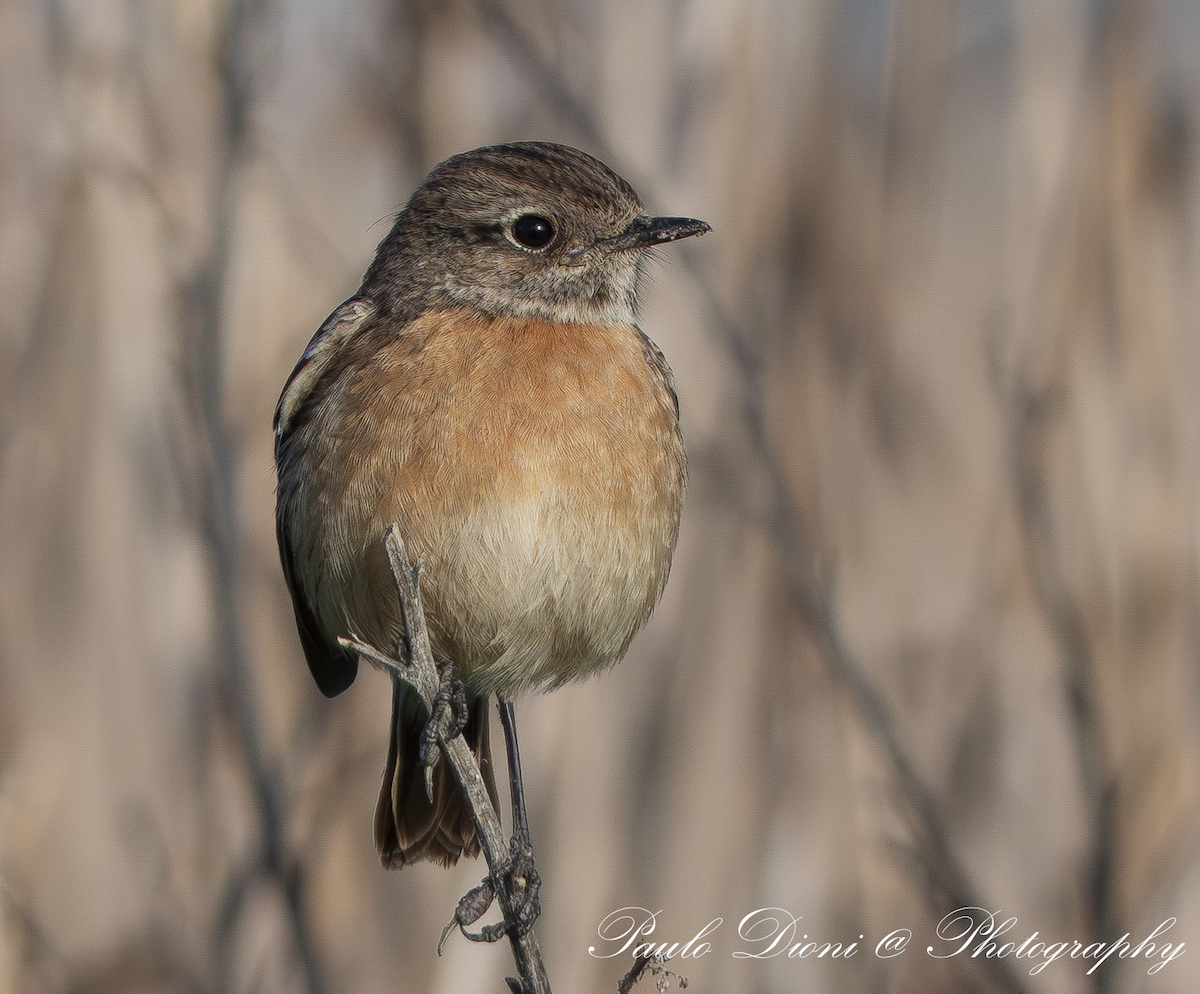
[
  {"left": 340, "top": 525, "right": 552, "bottom": 994},
  {"left": 989, "top": 8, "right": 1156, "bottom": 989},
  {"left": 1000, "top": 373, "right": 1120, "bottom": 994},
  {"left": 1, "top": 880, "right": 85, "bottom": 994},
  {"left": 479, "top": 6, "right": 1031, "bottom": 993},
  {"left": 476, "top": 1, "right": 619, "bottom": 168},
  {"left": 2, "top": 880, "right": 206, "bottom": 994},
  {"left": 258, "top": 149, "right": 361, "bottom": 288},
  {"left": 690, "top": 259, "right": 1033, "bottom": 994},
  {"left": 183, "top": 1, "right": 328, "bottom": 992},
  {"left": 364, "top": 0, "right": 437, "bottom": 180}
]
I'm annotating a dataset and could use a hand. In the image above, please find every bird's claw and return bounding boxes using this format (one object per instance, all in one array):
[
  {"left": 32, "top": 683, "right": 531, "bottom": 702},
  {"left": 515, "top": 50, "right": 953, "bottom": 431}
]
[
  {"left": 419, "top": 661, "right": 469, "bottom": 793},
  {"left": 438, "top": 835, "right": 542, "bottom": 950}
]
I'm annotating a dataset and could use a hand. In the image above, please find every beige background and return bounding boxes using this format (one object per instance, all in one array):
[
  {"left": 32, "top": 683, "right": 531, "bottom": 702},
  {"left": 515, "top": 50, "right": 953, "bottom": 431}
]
[{"left": 1, "top": 0, "right": 1199, "bottom": 992}]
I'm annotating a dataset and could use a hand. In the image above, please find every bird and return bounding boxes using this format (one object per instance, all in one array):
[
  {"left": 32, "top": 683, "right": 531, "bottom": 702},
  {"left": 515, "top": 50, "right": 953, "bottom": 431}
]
[{"left": 273, "top": 141, "right": 709, "bottom": 869}]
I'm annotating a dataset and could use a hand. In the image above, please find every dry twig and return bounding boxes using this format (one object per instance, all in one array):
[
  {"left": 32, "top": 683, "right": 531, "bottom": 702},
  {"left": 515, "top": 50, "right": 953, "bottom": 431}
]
[
  {"left": 341, "top": 524, "right": 552, "bottom": 994},
  {"left": 617, "top": 953, "right": 688, "bottom": 994}
]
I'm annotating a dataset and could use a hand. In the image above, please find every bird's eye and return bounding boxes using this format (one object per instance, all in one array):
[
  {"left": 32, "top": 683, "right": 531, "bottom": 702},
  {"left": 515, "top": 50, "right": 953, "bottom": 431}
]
[{"left": 511, "top": 214, "right": 555, "bottom": 249}]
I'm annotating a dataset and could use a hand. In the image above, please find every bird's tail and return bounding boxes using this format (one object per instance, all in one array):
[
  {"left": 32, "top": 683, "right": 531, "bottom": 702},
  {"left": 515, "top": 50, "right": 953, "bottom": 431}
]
[{"left": 374, "top": 680, "right": 498, "bottom": 868}]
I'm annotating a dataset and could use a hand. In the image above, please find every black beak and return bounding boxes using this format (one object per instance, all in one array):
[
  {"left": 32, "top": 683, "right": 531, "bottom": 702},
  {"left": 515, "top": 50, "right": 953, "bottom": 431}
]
[{"left": 610, "top": 215, "right": 711, "bottom": 251}]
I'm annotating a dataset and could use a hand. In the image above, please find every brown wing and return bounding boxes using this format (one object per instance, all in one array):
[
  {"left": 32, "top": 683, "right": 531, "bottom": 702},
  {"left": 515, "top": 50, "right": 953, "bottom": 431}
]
[
  {"left": 273, "top": 298, "right": 378, "bottom": 697},
  {"left": 274, "top": 510, "right": 357, "bottom": 697}
]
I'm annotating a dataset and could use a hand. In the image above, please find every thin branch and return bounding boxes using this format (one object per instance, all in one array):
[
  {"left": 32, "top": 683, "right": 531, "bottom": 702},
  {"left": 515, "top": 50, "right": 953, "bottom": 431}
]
[
  {"left": 341, "top": 525, "right": 552, "bottom": 994},
  {"left": 617, "top": 953, "right": 687, "bottom": 994}
]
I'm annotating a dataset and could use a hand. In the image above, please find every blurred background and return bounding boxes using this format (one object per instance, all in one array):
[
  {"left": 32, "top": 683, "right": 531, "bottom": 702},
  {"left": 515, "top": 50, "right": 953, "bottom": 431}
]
[{"left": 2, "top": 0, "right": 1200, "bottom": 992}]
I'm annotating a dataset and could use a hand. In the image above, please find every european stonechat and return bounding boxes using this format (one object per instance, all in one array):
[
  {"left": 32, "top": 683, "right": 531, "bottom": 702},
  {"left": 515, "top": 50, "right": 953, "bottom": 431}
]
[{"left": 274, "top": 141, "right": 709, "bottom": 868}]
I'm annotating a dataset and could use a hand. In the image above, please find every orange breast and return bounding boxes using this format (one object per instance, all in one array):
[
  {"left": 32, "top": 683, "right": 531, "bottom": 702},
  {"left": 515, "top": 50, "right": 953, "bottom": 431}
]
[{"left": 289, "top": 308, "right": 685, "bottom": 694}]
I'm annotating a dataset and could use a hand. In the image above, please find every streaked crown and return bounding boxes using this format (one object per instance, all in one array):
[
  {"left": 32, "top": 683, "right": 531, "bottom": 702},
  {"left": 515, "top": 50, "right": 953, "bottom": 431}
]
[{"left": 360, "top": 142, "right": 708, "bottom": 326}]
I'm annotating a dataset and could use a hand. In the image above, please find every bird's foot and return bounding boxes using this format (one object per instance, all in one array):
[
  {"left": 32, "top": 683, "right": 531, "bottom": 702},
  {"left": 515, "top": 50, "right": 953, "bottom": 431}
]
[
  {"left": 439, "top": 834, "right": 542, "bottom": 949},
  {"left": 419, "top": 661, "right": 468, "bottom": 787},
  {"left": 502, "top": 832, "right": 542, "bottom": 936}
]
